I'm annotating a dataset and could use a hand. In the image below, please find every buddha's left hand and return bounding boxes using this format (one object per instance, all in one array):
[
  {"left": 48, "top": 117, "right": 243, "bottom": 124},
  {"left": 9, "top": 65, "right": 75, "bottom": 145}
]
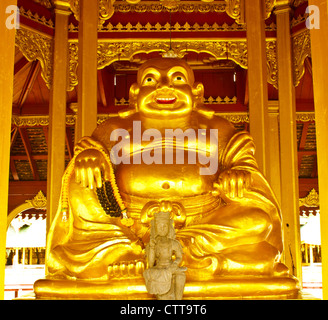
[{"left": 215, "top": 169, "right": 252, "bottom": 200}]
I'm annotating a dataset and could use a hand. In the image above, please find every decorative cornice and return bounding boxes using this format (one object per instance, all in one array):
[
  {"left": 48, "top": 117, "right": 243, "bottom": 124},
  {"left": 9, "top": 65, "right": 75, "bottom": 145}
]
[
  {"left": 113, "top": 0, "right": 227, "bottom": 13},
  {"left": 12, "top": 115, "right": 76, "bottom": 127},
  {"left": 11, "top": 112, "right": 316, "bottom": 127},
  {"left": 15, "top": 26, "right": 310, "bottom": 92},
  {"left": 296, "top": 111, "right": 315, "bottom": 122},
  {"left": 66, "top": 21, "right": 277, "bottom": 33},
  {"left": 19, "top": 6, "right": 54, "bottom": 29}
]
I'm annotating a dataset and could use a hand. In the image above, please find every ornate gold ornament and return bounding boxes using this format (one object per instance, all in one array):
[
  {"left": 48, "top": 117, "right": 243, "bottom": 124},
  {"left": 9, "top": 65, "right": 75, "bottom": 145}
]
[
  {"left": 68, "top": 43, "right": 79, "bottom": 91},
  {"left": 11, "top": 115, "right": 76, "bottom": 127},
  {"left": 266, "top": 40, "right": 278, "bottom": 88},
  {"left": 160, "top": 0, "right": 180, "bottom": 10},
  {"left": 225, "top": 0, "right": 244, "bottom": 24},
  {"left": 32, "top": 0, "right": 53, "bottom": 8},
  {"left": 296, "top": 112, "right": 315, "bottom": 122},
  {"left": 15, "top": 28, "right": 53, "bottom": 89},
  {"left": 293, "top": 29, "right": 311, "bottom": 87},
  {"left": 224, "top": 0, "right": 276, "bottom": 24},
  {"left": 25, "top": 191, "right": 47, "bottom": 209},
  {"left": 14, "top": 24, "right": 307, "bottom": 92},
  {"left": 68, "top": 0, "right": 116, "bottom": 21},
  {"left": 114, "top": 0, "right": 226, "bottom": 13},
  {"left": 299, "top": 189, "right": 319, "bottom": 208},
  {"left": 264, "top": 0, "right": 276, "bottom": 18},
  {"left": 12, "top": 112, "right": 314, "bottom": 128},
  {"left": 66, "top": 38, "right": 280, "bottom": 91}
]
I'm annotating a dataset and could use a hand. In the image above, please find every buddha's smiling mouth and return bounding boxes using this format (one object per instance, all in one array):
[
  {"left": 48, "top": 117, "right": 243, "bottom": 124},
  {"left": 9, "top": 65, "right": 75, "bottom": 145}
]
[{"left": 156, "top": 97, "right": 177, "bottom": 104}]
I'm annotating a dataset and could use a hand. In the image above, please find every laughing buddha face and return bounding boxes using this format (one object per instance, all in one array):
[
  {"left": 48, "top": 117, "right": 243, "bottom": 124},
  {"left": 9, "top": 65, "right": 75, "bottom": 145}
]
[{"left": 129, "top": 58, "right": 204, "bottom": 119}]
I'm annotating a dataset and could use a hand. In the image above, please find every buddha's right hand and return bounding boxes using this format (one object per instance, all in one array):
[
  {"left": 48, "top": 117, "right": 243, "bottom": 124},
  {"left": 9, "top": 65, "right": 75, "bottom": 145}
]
[{"left": 75, "top": 149, "right": 110, "bottom": 189}]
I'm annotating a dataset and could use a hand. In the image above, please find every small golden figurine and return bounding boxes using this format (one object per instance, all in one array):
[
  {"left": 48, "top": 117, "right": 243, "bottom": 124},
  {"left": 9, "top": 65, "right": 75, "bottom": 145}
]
[{"left": 144, "top": 211, "right": 187, "bottom": 300}]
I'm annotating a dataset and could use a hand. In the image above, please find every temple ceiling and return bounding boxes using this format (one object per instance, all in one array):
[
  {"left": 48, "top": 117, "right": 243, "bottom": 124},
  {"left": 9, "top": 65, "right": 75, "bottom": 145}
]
[{"left": 10, "top": 0, "right": 317, "bottom": 209}]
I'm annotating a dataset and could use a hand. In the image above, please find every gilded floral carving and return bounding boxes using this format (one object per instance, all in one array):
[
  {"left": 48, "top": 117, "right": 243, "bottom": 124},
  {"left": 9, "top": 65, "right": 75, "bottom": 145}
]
[
  {"left": 15, "top": 28, "right": 53, "bottom": 89},
  {"left": 68, "top": 0, "right": 116, "bottom": 21},
  {"left": 266, "top": 41, "right": 278, "bottom": 88},
  {"left": 299, "top": 189, "right": 319, "bottom": 208},
  {"left": 26, "top": 191, "right": 47, "bottom": 209},
  {"left": 292, "top": 30, "right": 311, "bottom": 87}
]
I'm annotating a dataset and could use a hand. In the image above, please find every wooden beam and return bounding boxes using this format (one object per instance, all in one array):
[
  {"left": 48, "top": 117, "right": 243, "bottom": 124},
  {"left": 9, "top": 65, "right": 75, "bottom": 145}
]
[
  {"left": 17, "top": 60, "right": 40, "bottom": 110},
  {"left": 9, "top": 180, "right": 47, "bottom": 193},
  {"left": 98, "top": 69, "right": 107, "bottom": 108},
  {"left": 10, "top": 158, "right": 19, "bottom": 181},
  {"left": 10, "top": 127, "right": 18, "bottom": 151},
  {"left": 275, "top": 3, "right": 301, "bottom": 280},
  {"left": 76, "top": 0, "right": 99, "bottom": 141},
  {"left": 65, "top": 127, "right": 74, "bottom": 160},
  {"left": 18, "top": 127, "right": 40, "bottom": 180},
  {"left": 305, "top": 57, "right": 312, "bottom": 77},
  {"left": 299, "top": 122, "right": 310, "bottom": 150},
  {"left": 298, "top": 150, "right": 316, "bottom": 156},
  {"left": 14, "top": 57, "right": 29, "bottom": 76},
  {"left": 245, "top": 0, "right": 270, "bottom": 176}
]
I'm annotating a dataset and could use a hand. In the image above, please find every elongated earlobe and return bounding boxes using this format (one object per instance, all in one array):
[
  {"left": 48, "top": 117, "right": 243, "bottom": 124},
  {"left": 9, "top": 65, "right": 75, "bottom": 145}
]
[
  {"left": 129, "top": 83, "right": 140, "bottom": 111},
  {"left": 192, "top": 82, "right": 204, "bottom": 109}
]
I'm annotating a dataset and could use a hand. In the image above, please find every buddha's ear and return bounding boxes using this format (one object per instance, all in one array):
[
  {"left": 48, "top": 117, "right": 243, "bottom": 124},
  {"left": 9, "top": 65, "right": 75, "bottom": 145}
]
[
  {"left": 192, "top": 82, "right": 204, "bottom": 109},
  {"left": 129, "top": 82, "right": 140, "bottom": 110}
]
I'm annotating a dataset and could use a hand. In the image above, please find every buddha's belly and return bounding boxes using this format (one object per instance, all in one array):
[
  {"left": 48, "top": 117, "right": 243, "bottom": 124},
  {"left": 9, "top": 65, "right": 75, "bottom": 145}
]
[{"left": 115, "top": 163, "right": 218, "bottom": 199}]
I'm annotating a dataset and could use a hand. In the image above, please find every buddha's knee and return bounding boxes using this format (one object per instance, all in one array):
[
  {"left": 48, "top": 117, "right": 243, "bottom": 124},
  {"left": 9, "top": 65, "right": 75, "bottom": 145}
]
[
  {"left": 211, "top": 205, "right": 273, "bottom": 238},
  {"left": 243, "top": 208, "right": 272, "bottom": 239}
]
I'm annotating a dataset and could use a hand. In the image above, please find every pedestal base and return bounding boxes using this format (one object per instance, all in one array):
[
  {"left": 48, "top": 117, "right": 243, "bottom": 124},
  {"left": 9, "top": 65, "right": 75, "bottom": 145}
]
[{"left": 34, "top": 275, "right": 300, "bottom": 300}]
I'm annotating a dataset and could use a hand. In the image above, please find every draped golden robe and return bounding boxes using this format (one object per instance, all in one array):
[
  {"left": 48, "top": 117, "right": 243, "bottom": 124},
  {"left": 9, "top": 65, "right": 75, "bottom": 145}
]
[{"left": 46, "top": 114, "right": 285, "bottom": 281}]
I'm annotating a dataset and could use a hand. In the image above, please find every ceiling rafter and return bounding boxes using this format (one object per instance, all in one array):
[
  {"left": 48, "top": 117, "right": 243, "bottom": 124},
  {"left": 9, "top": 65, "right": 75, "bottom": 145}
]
[
  {"left": 16, "top": 60, "right": 41, "bottom": 111},
  {"left": 14, "top": 57, "right": 30, "bottom": 76},
  {"left": 298, "top": 121, "right": 310, "bottom": 172},
  {"left": 10, "top": 158, "right": 20, "bottom": 181}
]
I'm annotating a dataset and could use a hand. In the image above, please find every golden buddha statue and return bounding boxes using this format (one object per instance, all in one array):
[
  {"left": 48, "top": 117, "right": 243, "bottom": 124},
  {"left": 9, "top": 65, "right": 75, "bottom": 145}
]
[{"left": 34, "top": 57, "right": 299, "bottom": 299}]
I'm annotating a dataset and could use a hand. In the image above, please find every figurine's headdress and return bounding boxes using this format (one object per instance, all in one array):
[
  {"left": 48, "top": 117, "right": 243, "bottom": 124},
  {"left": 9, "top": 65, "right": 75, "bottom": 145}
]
[
  {"left": 154, "top": 211, "right": 171, "bottom": 223},
  {"left": 149, "top": 211, "right": 176, "bottom": 240}
]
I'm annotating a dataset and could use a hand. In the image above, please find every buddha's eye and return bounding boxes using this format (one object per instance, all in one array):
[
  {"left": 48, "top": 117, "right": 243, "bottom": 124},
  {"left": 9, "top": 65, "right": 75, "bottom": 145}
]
[
  {"left": 143, "top": 76, "right": 156, "bottom": 86},
  {"left": 173, "top": 75, "right": 186, "bottom": 83}
]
